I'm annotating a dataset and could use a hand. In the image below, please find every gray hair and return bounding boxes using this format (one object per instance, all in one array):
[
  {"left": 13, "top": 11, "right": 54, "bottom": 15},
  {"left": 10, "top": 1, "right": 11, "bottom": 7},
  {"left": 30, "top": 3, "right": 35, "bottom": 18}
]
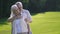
[
  {"left": 11, "top": 5, "right": 19, "bottom": 16},
  {"left": 11, "top": 5, "right": 18, "bottom": 11},
  {"left": 15, "top": 2, "right": 23, "bottom": 8}
]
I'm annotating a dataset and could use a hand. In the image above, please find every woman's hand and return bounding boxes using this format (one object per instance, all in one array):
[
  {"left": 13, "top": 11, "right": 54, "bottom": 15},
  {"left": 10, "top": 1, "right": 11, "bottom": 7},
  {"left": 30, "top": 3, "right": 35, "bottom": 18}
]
[
  {"left": 7, "top": 16, "right": 17, "bottom": 22},
  {"left": 7, "top": 16, "right": 14, "bottom": 22}
]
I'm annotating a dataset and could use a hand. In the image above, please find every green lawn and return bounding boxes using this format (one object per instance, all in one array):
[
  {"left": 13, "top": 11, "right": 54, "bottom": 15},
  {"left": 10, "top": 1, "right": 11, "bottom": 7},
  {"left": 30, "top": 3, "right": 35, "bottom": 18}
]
[{"left": 0, "top": 12, "right": 60, "bottom": 34}]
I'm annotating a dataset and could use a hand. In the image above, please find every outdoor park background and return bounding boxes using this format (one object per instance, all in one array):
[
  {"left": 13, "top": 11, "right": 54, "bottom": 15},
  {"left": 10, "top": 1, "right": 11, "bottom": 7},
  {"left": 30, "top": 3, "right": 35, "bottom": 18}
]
[{"left": 0, "top": 0, "right": 60, "bottom": 34}]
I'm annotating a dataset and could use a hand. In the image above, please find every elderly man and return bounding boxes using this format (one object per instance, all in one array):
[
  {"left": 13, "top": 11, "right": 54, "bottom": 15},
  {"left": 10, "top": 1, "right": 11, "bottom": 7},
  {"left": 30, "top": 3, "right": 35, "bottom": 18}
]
[
  {"left": 8, "top": 2, "right": 32, "bottom": 34},
  {"left": 15, "top": 2, "right": 32, "bottom": 23}
]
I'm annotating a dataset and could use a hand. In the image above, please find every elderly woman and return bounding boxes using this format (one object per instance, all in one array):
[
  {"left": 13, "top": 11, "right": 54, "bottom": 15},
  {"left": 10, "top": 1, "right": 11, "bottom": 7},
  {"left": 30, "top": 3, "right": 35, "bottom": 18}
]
[{"left": 8, "top": 2, "right": 32, "bottom": 34}]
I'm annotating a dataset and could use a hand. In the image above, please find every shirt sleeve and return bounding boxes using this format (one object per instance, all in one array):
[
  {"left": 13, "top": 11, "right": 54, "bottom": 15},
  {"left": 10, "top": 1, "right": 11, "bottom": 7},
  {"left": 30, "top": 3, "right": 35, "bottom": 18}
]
[{"left": 26, "top": 10, "right": 32, "bottom": 21}]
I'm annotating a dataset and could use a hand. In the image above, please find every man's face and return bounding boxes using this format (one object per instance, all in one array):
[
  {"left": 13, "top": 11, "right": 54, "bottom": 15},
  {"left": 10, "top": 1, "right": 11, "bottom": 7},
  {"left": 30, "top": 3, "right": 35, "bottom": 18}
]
[{"left": 17, "top": 4, "right": 22, "bottom": 11}]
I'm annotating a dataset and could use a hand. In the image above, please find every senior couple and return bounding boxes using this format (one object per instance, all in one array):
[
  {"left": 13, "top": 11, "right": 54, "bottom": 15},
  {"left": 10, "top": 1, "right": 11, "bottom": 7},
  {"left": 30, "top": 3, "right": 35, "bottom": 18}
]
[{"left": 8, "top": 2, "right": 32, "bottom": 34}]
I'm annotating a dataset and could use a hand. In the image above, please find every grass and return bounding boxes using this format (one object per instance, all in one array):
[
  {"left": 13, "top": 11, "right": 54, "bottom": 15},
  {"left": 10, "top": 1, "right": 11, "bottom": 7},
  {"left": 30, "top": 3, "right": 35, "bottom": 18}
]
[{"left": 0, "top": 12, "right": 60, "bottom": 34}]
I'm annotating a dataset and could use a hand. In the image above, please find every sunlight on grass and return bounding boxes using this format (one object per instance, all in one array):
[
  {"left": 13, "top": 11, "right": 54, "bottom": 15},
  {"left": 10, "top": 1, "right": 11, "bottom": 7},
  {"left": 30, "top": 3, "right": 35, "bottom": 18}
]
[
  {"left": 31, "top": 12, "right": 60, "bottom": 34},
  {"left": 0, "top": 12, "right": 60, "bottom": 34}
]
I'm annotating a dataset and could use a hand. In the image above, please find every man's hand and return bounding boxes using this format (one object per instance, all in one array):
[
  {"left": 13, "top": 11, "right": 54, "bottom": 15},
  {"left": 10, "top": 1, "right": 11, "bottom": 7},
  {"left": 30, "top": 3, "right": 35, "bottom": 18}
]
[{"left": 25, "top": 18, "right": 32, "bottom": 24}]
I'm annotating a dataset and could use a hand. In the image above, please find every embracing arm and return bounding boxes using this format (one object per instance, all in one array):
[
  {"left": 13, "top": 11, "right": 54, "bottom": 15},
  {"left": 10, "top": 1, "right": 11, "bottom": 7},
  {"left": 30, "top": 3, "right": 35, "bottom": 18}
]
[
  {"left": 8, "top": 16, "right": 15, "bottom": 22},
  {"left": 25, "top": 18, "right": 32, "bottom": 24},
  {"left": 7, "top": 11, "right": 15, "bottom": 22},
  {"left": 26, "top": 10, "right": 32, "bottom": 23}
]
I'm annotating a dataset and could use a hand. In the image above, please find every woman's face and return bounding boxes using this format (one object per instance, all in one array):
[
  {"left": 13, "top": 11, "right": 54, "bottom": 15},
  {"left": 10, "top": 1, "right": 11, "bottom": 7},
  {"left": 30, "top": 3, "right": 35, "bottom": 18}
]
[{"left": 13, "top": 8, "right": 20, "bottom": 15}]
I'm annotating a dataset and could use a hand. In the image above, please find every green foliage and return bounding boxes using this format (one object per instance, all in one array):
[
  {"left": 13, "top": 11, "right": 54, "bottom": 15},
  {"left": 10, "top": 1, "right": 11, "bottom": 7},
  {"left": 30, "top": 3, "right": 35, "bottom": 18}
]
[{"left": 0, "top": 0, "right": 60, "bottom": 18}]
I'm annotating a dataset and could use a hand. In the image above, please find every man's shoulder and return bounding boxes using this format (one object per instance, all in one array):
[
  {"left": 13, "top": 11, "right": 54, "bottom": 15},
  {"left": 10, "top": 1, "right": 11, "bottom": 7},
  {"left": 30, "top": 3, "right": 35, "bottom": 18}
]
[
  {"left": 23, "top": 9, "right": 29, "bottom": 13},
  {"left": 23, "top": 9, "right": 29, "bottom": 11}
]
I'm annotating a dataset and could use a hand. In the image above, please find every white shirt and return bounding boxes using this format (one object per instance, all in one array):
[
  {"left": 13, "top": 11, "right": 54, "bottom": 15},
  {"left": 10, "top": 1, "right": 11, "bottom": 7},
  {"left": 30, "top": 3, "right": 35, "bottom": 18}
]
[
  {"left": 8, "top": 9, "right": 32, "bottom": 33},
  {"left": 8, "top": 9, "right": 32, "bottom": 21}
]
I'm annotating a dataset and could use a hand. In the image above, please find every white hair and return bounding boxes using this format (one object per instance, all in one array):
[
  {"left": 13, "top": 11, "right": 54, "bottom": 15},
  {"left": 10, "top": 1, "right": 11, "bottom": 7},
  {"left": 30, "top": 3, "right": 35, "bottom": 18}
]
[
  {"left": 11, "top": 5, "right": 18, "bottom": 11},
  {"left": 10, "top": 5, "right": 19, "bottom": 17},
  {"left": 8, "top": 5, "right": 18, "bottom": 19},
  {"left": 15, "top": 2, "right": 23, "bottom": 7}
]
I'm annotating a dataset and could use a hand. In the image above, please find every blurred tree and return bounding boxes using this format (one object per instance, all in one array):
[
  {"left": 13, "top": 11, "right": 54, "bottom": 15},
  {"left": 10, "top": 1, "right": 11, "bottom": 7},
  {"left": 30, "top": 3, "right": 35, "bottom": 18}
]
[
  {"left": 28, "top": 0, "right": 47, "bottom": 13},
  {"left": 28, "top": 0, "right": 41, "bottom": 13},
  {"left": 0, "top": 0, "right": 60, "bottom": 18},
  {"left": 0, "top": 0, "right": 3, "bottom": 18},
  {"left": 0, "top": 0, "right": 21, "bottom": 18},
  {"left": 40, "top": 0, "right": 47, "bottom": 12},
  {"left": 56, "top": 0, "right": 60, "bottom": 11},
  {"left": 46, "top": 0, "right": 56, "bottom": 11},
  {"left": 21, "top": 0, "right": 29, "bottom": 9}
]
